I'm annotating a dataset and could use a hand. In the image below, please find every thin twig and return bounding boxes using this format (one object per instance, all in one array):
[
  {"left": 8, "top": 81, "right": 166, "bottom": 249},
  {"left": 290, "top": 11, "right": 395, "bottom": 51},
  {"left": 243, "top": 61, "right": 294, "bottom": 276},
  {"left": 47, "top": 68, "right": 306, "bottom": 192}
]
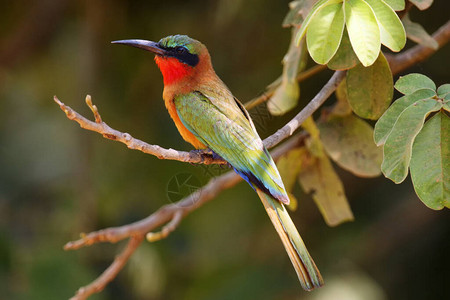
[
  {"left": 387, "top": 20, "right": 450, "bottom": 75},
  {"left": 397, "top": 1, "right": 414, "bottom": 20},
  {"left": 244, "top": 64, "right": 327, "bottom": 110},
  {"left": 264, "top": 70, "right": 346, "bottom": 149},
  {"left": 54, "top": 95, "right": 227, "bottom": 166},
  {"left": 70, "top": 235, "right": 144, "bottom": 300},
  {"left": 85, "top": 95, "right": 102, "bottom": 123},
  {"left": 146, "top": 210, "right": 183, "bottom": 242}
]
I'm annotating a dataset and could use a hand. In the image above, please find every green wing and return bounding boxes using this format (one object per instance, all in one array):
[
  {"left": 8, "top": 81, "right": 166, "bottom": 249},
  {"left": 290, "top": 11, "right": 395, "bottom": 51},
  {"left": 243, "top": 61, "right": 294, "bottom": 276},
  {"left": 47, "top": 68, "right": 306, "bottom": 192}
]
[{"left": 174, "top": 90, "right": 288, "bottom": 201}]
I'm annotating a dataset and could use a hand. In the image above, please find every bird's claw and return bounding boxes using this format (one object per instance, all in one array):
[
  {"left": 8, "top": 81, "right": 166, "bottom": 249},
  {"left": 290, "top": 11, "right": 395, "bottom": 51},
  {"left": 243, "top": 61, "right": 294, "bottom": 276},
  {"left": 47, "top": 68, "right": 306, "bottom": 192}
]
[{"left": 190, "top": 148, "right": 227, "bottom": 164}]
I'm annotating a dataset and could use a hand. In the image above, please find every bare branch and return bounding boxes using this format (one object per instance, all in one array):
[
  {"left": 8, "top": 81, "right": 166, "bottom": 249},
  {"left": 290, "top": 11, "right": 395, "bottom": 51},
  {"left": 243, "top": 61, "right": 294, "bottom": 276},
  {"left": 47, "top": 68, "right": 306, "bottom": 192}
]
[
  {"left": 70, "top": 235, "right": 144, "bottom": 300},
  {"left": 54, "top": 95, "right": 227, "bottom": 166},
  {"left": 85, "top": 95, "right": 102, "bottom": 123},
  {"left": 146, "top": 210, "right": 183, "bottom": 242},
  {"left": 244, "top": 64, "right": 327, "bottom": 110},
  {"left": 264, "top": 70, "right": 346, "bottom": 149},
  {"left": 64, "top": 132, "right": 307, "bottom": 251},
  {"left": 397, "top": 1, "right": 414, "bottom": 20},
  {"left": 388, "top": 20, "right": 450, "bottom": 75}
]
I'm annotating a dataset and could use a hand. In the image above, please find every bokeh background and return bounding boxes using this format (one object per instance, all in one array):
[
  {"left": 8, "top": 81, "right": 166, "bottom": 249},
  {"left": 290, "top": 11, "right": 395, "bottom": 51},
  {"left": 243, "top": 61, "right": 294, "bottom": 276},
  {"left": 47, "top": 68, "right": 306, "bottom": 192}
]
[{"left": 0, "top": 1, "right": 449, "bottom": 299}]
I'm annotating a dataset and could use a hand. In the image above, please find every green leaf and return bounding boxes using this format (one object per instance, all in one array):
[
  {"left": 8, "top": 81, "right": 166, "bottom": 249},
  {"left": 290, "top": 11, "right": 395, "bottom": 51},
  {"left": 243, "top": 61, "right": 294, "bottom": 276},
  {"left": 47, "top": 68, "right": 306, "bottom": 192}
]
[
  {"left": 298, "top": 149, "right": 354, "bottom": 226},
  {"left": 302, "top": 116, "right": 321, "bottom": 140},
  {"left": 346, "top": 52, "right": 393, "bottom": 120},
  {"left": 410, "top": 112, "right": 450, "bottom": 210},
  {"left": 277, "top": 148, "right": 304, "bottom": 194},
  {"left": 402, "top": 14, "right": 438, "bottom": 49},
  {"left": 374, "top": 89, "right": 436, "bottom": 146},
  {"left": 381, "top": 98, "right": 442, "bottom": 183},
  {"left": 365, "top": 0, "right": 406, "bottom": 52},
  {"left": 318, "top": 114, "right": 382, "bottom": 177},
  {"left": 302, "top": 117, "right": 326, "bottom": 157},
  {"left": 327, "top": 28, "right": 359, "bottom": 70},
  {"left": 444, "top": 84, "right": 450, "bottom": 110},
  {"left": 331, "top": 79, "right": 353, "bottom": 116},
  {"left": 444, "top": 101, "right": 450, "bottom": 112},
  {"left": 307, "top": 2, "right": 345, "bottom": 64},
  {"left": 268, "top": 27, "right": 305, "bottom": 115},
  {"left": 382, "top": 0, "right": 405, "bottom": 11},
  {"left": 277, "top": 147, "right": 307, "bottom": 211},
  {"left": 437, "top": 84, "right": 450, "bottom": 98},
  {"left": 344, "top": 0, "right": 380, "bottom": 66},
  {"left": 268, "top": 80, "right": 300, "bottom": 115},
  {"left": 295, "top": 0, "right": 334, "bottom": 44},
  {"left": 298, "top": 116, "right": 353, "bottom": 226},
  {"left": 395, "top": 73, "right": 436, "bottom": 94},
  {"left": 409, "top": 0, "right": 434, "bottom": 10}
]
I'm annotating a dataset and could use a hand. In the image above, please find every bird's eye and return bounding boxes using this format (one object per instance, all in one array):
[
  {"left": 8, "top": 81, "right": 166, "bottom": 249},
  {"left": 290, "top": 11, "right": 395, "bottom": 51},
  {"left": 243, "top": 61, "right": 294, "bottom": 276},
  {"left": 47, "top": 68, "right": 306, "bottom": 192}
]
[{"left": 175, "top": 46, "right": 186, "bottom": 54}]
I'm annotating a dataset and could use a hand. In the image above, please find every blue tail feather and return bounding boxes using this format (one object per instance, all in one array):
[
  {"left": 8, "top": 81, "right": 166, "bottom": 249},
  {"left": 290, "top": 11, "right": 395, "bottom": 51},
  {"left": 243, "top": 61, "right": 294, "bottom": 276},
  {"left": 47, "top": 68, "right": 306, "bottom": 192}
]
[{"left": 233, "top": 167, "right": 287, "bottom": 203}]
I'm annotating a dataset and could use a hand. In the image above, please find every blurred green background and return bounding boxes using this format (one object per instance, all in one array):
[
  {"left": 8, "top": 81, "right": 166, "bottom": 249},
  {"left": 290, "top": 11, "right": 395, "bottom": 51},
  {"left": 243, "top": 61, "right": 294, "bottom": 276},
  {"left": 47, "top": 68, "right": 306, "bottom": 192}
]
[{"left": 0, "top": 1, "right": 449, "bottom": 299}]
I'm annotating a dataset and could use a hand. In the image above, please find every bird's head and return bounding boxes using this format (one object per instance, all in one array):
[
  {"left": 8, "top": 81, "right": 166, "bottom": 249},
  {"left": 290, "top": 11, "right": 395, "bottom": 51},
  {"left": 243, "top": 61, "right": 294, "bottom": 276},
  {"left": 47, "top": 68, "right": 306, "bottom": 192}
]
[{"left": 112, "top": 35, "right": 212, "bottom": 85}]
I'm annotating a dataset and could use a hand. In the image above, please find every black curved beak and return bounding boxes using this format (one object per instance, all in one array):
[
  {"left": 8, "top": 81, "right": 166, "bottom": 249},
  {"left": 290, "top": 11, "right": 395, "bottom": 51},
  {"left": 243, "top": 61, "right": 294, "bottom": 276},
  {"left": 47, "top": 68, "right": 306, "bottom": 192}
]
[{"left": 111, "top": 39, "right": 167, "bottom": 56}]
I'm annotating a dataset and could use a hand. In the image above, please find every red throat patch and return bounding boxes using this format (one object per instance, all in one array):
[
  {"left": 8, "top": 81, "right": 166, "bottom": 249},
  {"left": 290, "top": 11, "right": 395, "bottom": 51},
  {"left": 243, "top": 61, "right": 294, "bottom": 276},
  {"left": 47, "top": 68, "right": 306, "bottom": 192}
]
[{"left": 155, "top": 56, "right": 192, "bottom": 85}]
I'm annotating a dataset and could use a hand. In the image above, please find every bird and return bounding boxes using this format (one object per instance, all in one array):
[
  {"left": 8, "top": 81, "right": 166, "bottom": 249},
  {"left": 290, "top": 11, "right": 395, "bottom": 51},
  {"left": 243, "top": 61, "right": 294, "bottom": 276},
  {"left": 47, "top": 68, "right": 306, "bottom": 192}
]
[{"left": 112, "top": 35, "right": 323, "bottom": 290}]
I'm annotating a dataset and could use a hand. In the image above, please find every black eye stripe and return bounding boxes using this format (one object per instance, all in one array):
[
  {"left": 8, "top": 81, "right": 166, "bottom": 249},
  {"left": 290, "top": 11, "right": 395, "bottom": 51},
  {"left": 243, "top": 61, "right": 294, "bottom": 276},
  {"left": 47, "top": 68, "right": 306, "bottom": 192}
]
[
  {"left": 175, "top": 46, "right": 186, "bottom": 53},
  {"left": 159, "top": 45, "right": 199, "bottom": 67}
]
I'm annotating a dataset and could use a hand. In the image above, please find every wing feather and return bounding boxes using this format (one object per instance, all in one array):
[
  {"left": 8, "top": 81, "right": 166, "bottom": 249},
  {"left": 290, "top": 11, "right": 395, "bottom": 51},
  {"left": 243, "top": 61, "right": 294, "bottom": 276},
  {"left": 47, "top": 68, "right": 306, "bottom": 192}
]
[{"left": 174, "top": 91, "right": 288, "bottom": 202}]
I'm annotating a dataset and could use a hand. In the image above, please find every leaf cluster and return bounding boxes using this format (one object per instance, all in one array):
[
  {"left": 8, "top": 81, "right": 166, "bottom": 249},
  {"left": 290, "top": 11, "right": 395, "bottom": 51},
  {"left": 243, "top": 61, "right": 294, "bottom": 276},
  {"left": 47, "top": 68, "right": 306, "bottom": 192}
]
[
  {"left": 270, "top": 0, "right": 446, "bottom": 226},
  {"left": 297, "top": 0, "right": 406, "bottom": 67},
  {"left": 374, "top": 74, "right": 450, "bottom": 209}
]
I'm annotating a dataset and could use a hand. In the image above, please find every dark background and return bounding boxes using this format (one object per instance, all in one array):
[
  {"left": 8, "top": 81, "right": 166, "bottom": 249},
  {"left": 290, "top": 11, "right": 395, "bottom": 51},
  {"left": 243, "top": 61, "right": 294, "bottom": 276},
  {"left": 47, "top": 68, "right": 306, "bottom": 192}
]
[{"left": 0, "top": 1, "right": 449, "bottom": 299}]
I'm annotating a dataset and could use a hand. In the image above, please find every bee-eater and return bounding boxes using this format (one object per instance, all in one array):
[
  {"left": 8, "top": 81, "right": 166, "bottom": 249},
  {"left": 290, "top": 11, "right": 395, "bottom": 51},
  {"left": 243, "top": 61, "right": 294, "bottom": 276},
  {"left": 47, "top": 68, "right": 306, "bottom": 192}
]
[{"left": 112, "top": 35, "right": 323, "bottom": 290}]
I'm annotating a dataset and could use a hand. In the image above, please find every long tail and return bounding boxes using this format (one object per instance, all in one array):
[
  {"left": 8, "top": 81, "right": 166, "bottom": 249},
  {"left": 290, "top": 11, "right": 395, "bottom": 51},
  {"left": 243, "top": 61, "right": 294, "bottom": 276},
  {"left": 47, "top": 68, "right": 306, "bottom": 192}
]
[{"left": 256, "top": 189, "right": 324, "bottom": 291}]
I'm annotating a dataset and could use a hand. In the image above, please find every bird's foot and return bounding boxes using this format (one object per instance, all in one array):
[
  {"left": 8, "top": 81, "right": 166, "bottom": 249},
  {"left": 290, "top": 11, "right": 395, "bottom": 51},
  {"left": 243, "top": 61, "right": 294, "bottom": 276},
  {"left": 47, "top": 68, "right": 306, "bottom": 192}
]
[
  {"left": 191, "top": 148, "right": 215, "bottom": 160},
  {"left": 195, "top": 148, "right": 214, "bottom": 155},
  {"left": 190, "top": 148, "right": 229, "bottom": 166},
  {"left": 190, "top": 148, "right": 213, "bottom": 158},
  {"left": 208, "top": 151, "right": 231, "bottom": 169}
]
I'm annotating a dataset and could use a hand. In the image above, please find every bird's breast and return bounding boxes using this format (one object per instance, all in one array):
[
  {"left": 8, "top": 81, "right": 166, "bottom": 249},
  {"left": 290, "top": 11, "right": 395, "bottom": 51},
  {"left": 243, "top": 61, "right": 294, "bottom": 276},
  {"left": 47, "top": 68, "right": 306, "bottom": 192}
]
[{"left": 164, "top": 96, "right": 206, "bottom": 149}]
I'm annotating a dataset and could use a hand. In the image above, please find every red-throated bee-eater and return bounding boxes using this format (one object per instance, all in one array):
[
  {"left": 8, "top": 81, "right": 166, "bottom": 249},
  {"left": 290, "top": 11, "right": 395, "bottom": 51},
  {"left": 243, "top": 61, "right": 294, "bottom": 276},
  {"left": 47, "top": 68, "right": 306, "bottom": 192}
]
[{"left": 112, "top": 35, "right": 323, "bottom": 290}]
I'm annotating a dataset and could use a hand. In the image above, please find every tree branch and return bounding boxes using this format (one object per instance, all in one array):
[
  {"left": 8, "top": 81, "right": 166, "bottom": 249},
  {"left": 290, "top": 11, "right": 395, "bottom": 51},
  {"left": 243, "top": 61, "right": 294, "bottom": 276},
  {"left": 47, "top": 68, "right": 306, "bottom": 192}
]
[
  {"left": 64, "top": 132, "right": 307, "bottom": 251},
  {"left": 244, "top": 64, "right": 327, "bottom": 110},
  {"left": 63, "top": 133, "right": 307, "bottom": 300},
  {"left": 62, "top": 21, "right": 450, "bottom": 300},
  {"left": 69, "top": 235, "right": 144, "bottom": 300},
  {"left": 54, "top": 95, "right": 227, "bottom": 166},
  {"left": 387, "top": 20, "right": 450, "bottom": 75},
  {"left": 264, "top": 70, "right": 346, "bottom": 148}
]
